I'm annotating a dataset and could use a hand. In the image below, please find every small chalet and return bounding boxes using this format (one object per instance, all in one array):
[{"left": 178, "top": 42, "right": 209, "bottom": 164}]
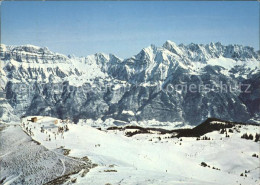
[{"left": 31, "top": 117, "right": 38, "bottom": 122}]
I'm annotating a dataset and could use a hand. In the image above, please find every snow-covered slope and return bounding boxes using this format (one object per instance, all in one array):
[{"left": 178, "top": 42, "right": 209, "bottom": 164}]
[
  {"left": 0, "top": 41, "right": 259, "bottom": 125},
  {"left": 19, "top": 116, "right": 260, "bottom": 185},
  {"left": 0, "top": 123, "right": 94, "bottom": 185}
]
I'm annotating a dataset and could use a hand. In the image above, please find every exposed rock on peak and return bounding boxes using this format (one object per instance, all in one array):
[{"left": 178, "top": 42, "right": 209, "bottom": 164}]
[{"left": 0, "top": 41, "right": 259, "bottom": 125}]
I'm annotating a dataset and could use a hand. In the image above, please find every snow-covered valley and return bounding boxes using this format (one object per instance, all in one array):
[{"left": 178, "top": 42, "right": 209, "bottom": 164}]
[{"left": 1, "top": 116, "right": 258, "bottom": 185}]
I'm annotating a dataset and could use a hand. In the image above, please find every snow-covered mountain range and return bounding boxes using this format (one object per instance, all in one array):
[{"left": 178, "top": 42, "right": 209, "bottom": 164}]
[{"left": 0, "top": 41, "right": 259, "bottom": 125}]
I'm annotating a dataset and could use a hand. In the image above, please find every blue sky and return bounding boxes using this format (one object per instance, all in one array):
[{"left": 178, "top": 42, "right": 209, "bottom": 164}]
[{"left": 2, "top": 1, "right": 259, "bottom": 58}]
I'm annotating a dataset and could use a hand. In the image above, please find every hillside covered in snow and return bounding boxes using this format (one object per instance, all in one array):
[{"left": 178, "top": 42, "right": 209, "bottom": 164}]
[{"left": 1, "top": 116, "right": 258, "bottom": 185}]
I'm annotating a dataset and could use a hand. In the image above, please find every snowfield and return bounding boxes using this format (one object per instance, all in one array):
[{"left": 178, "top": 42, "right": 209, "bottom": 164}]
[
  {"left": 13, "top": 116, "right": 260, "bottom": 185},
  {"left": 0, "top": 123, "right": 94, "bottom": 185}
]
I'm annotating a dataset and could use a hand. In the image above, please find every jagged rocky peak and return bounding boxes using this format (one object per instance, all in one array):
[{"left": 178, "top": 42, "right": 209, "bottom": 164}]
[
  {"left": 163, "top": 40, "right": 183, "bottom": 56},
  {"left": 15, "top": 44, "right": 50, "bottom": 53},
  {"left": 162, "top": 40, "right": 259, "bottom": 62},
  {"left": 94, "top": 52, "right": 110, "bottom": 60},
  {"left": 1, "top": 44, "right": 69, "bottom": 64},
  {"left": 135, "top": 45, "right": 157, "bottom": 61},
  {"left": 135, "top": 43, "right": 179, "bottom": 62},
  {"left": 223, "top": 44, "right": 259, "bottom": 60},
  {"left": 83, "top": 53, "right": 122, "bottom": 70},
  {"left": 108, "top": 53, "right": 122, "bottom": 62},
  {"left": 2, "top": 44, "right": 51, "bottom": 55}
]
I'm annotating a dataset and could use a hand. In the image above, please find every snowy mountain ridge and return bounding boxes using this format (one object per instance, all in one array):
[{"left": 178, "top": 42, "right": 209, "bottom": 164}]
[{"left": 0, "top": 41, "right": 259, "bottom": 125}]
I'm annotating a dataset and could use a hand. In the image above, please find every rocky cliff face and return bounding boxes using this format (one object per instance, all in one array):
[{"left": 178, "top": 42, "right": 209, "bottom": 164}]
[{"left": 0, "top": 41, "right": 259, "bottom": 125}]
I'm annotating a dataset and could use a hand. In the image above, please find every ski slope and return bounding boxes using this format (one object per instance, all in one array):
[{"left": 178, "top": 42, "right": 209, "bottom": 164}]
[{"left": 19, "top": 116, "right": 260, "bottom": 185}]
